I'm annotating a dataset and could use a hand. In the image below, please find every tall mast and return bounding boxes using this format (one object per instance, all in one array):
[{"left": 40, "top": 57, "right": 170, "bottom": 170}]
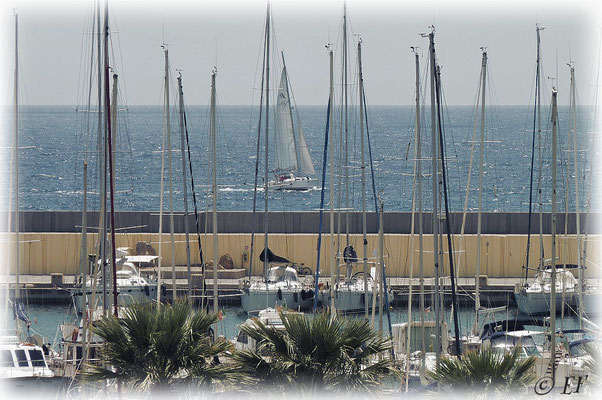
[
  {"left": 157, "top": 45, "right": 169, "bottom": 307},
  {"left": 343, "top": 3, "right": 351, "bottom": 281},
  {"left": 378, "top": 200, "right": 384, "bottom": 334},
  {"left": 476, "top": 50, "right": 487, "bottom": 321},
  {"left": 550, "top": 88, "right": 558, "bottom": 382},
  {"left": 108, "top": 73, "right": 118, "bottom": 312},
  {"left": 569, "top": 65, "right": 584, "bottom": 326},
  {"left": 329, "top": 47, "right": 336, "bottom": 311},
  {"left": 210, "top": 70, "right": 219, "bottom": 323},
  {"left": 177, "top": 75, "right": 192, "bottom": 300},
  {"left": 103, "top": 0, "right": 118, "bottom": 317},
  {"left": 428, "top": 30, "right": 441, "bottom": 363},
  {"left": 163, "top": 48, "right": 177, "bottom": 302},
  {"left": 98, "top": 0, "right": 108, "bottom": 314},
  {"left": 536, "top": 26, "right": 545, "bottom": 270},
  {"left": 263, "top": 3, "right": 271, "bottom": 293},
  {"left": 13, "top": 12, "right": 20, "bottom": 304},
  {"left": 358, "top": 40, "right": 368, "bottom": 318},
  {"left": 414, "top": 47, "right": 426, "bottom": 374}
]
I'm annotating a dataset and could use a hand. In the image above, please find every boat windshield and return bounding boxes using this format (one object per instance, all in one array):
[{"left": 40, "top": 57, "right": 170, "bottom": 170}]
[{"left": 268, "top": 268, "right": 298, "bottom": 283}]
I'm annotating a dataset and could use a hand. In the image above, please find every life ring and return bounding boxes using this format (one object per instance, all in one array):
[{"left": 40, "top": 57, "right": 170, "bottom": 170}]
[
  {"left": 144, "top": 285, "right": 150, "bottom": 297},
  {"left": 277, "top": 288, "right": 283, "bottom": 300}
]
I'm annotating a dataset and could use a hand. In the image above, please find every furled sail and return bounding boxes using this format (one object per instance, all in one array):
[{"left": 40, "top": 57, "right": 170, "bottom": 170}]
[{"left": 274, "top": 66, "right": 298, "bottom": 172}]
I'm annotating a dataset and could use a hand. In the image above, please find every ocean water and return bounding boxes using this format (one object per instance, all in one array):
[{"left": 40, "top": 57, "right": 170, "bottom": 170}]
[{"left": 0, "top": 104, "right": 596, "bottom": 213}]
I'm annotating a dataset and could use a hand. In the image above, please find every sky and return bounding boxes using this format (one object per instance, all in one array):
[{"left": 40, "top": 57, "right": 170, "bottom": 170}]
[{"left": 0, "top": 0, "right": 601, "bottom": 106}]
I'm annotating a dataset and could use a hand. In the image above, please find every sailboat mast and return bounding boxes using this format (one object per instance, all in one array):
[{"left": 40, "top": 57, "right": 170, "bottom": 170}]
[
  {"left": 329, "top": 47, "right": 336, "bottom": 311},
  {"left": 570, "top": 65, "right": 584, "bottom": 326},
  {"left": 378, "top": 200, "right": 384, "bottom": 334},
  {"left": 211, "top": 70, "right": 219, "bottom": 319},
  {"left": 358, "top": 40, "right": 369, "bottom": 318},
  {"left": 103, "top": 0, "right": 118, "bottom": 317},
  {"left": 414, "top": 47, "right": 426, "bottom": 373},
  {"left": 108, "top": 73, "right": 118, "bottom": 313},
  {"left": 263, "top": 4, "right": 271, "bottom": 290},
  {"left": 177, "top": 75, "right": 192, "bottom": 300},
  {"left": 163, "top": 49, "right": 177, "bottom": 302},
  {"left": 428, "top": 31, "right": 441, "bottom": 363},
  {"left": 98, "top": 0, "right": 108, "bottom": 314},
  {"left": 157, "top": 46, "right": 169, "bottom": 307},
  {"left": 13, "top": 12, "right": 20, "bottom": 303},
  {"left": 536, "top": 26, "right": 544, "bottom": 270},
  {"left": 476, "top": 50, "right": 487, "bottom": 318},
  {"left": 525, "top": 24, "right": 544, "bottom": 280},
  {"left": 550, "top": 88, "right": 558, "bottom": 382},
  {"left": 343, "top": 3, "right": 351, "bottom": 277}
]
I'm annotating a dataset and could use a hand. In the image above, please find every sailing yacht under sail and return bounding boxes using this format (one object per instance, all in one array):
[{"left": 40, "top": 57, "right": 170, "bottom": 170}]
[{"left": 268, "top": 60, "right": 316, "bottom": 190}]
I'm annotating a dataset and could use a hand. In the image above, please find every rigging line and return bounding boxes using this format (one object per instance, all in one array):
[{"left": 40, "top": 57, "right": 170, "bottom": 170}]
[
  {"left": 313, "top": 97, "right": 332, "bottom": 312},
  {"left": 435, "top": 64, "right": 462, "bottom": 358},
  {"left": 181, "top": 82, "right": 205, "bottom": 305},
  {"left": 525, "top": 51, "right": 540, "bottom": 280},
  {"left": 362, "top": 85, "right": 393, "bottom": 351},
  {"left": 248, "top": 18, "right": 268, "bottom": 282}
]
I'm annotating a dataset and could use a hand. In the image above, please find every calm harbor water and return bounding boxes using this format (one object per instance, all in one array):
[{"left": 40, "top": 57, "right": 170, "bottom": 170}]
[
  {"left": 0, "top": 105, "right": 597, "bottom": 213},
  {"left": 8, "top": 303, "right": 590, "bottom": 352}
]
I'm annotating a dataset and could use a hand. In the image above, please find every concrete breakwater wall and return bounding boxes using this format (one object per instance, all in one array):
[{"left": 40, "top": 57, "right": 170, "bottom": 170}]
[
  {"left": 1, "top": 211, "right": 599, "bottom": 278},
  {"left": 2, "top": 232, "right": 600, "bottom": 279},
  {"left": 4, "top": 211, "right": 601, "bottom": 234}
]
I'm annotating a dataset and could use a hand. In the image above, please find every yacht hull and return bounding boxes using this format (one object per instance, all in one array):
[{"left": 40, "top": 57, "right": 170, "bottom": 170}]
[
  {"left": 241, "top": 288, "right": 313, "bottom": 312},
  {"left": 514, "top": 290, "right": 575, "bottom": 315},
  {"left": 319, "top": 289, "right": 391, "bottom": 313},
  {"left": 268, "top": 176, "right": 315, "bottom": 190},
  {"left": 72, "top": 284, "right": 158, "bottom": 314}
]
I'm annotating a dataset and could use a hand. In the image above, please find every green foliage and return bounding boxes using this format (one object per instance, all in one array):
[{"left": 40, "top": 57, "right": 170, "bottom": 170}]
[
  {"left": 230, "top": 311, "right": 398, "bottom": 394},
  {"left": 81, "top": 301, "right": 242, "bottom": 394},
  {"left": 427, "top": 346, "right": 537, "bottom": 395}
]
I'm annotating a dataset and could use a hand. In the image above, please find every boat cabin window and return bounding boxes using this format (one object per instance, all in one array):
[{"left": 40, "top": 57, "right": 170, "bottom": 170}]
[
  {"left": 0, "top": 350, "right": 14, "bottom": 367},
  {"left": 268, "top": 268, "right": 298, "bottom": 283},
  {"left": 76, "top": 346, "right": 83, "bottom": 361},
  {"left": 14, "top": 349, "right": 29, "bottom": 367},
  {"left": 28, "top": 349, "right": 45, "bottom": 367},
  {"left": 236, "top": 331, "right": 248, "bottom": 345}
]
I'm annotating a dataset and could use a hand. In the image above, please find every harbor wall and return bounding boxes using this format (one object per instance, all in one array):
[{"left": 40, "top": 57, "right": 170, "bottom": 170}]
[
  {"left": 2, "top": 232, "right": 600, "bottom": 279},
  {"left": 3, "top": 211, "right": 601, "bottom": 234}
]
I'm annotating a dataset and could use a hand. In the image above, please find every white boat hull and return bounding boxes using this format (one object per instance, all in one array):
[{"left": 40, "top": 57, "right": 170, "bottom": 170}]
[
  {"left": 241, "top": 288, "right": 313, "bottom": 312},
  {"left": 72, "top": 284, "right": 158, "bottom": 313},
  {"left": 268, "top": 176, "right": 315, "bottom": 190},
  {"left": 514, "top": 290, "right": 575, "bottom": 315},
  {"left": 319, "top": 288, "right": 391, "bottom": 313}
]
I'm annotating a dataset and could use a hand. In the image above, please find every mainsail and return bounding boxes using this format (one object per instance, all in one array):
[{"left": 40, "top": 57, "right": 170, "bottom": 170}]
[
  {"left": 296, "top": 121, "right": 315, "bottom": 175},
  {"left": 275, "top": 66, "right": 298, "bottom": 172}
]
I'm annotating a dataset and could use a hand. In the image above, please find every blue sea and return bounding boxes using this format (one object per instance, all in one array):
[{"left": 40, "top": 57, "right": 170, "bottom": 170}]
[{"left": 0, "top": 105, "right": 596, "bottom": 213}]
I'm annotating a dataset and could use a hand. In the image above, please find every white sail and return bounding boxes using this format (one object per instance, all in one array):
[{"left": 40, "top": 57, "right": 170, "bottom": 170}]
[
  {"left": 275, "top": 67, "right": 298, "bottom": 172},
  {"left": 296, "top": 120, "right": 315, "bottom": 175}
]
